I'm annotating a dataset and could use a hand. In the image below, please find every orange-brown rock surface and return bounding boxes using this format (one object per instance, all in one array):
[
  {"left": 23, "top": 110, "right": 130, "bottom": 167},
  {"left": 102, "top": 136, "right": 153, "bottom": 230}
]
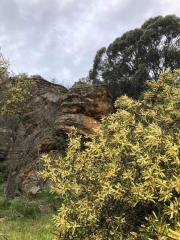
[{"left": 0, "top": 76, "right": 113, "bottom": 197}]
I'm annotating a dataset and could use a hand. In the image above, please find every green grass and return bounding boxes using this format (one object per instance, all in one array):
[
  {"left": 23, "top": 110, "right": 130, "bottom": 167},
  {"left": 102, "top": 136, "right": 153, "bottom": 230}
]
[
  {"left": 0, "top": 190, "right": 55, "bottom": 240},
  {"left": 0, "top": 214, "right": 53, "bottom": 240}
]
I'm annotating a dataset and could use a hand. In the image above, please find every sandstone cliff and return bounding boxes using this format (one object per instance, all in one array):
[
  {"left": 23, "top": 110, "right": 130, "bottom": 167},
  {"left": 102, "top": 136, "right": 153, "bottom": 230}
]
[{"left": 0, "top": 76, "right": 113, "bottom": 197}]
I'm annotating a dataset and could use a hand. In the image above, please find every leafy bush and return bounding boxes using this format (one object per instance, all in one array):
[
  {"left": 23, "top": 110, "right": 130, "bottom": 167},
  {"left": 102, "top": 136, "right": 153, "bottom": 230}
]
[
  {"left": 0, "top": 52, "right": 36, "bottom": 118},
  {"left": 10, "top": 198, "right": 41, "bottom": 219},
  {"left": 1, "top": 73, "right": 35, "bottom": 117},
  {"left": 41, "top": 70, "right": 180, "bottom": 239}
]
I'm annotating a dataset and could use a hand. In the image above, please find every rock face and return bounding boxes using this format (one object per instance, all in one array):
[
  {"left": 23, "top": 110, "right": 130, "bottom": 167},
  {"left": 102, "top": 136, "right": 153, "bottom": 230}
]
[
  {"left": 0, "top": 77, "right": 113, "bottom": 197},
  {"left": 56, "top": 82, "right": 113, "bottom": 134}
]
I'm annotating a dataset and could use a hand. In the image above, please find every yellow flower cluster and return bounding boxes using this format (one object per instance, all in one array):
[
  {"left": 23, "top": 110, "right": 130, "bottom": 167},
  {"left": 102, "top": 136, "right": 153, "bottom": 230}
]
[
  {"left": 1, "top": 73, "right": 35, "bottom": 117},
  {"left": 41, "top": 70, "right": 180, "bottom": 239}
]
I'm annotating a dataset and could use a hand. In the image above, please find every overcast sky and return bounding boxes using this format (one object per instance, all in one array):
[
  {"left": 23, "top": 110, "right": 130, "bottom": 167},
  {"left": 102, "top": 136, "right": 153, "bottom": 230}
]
[{"left": 0, "top": 0, "right": 179, "bottom": 87}]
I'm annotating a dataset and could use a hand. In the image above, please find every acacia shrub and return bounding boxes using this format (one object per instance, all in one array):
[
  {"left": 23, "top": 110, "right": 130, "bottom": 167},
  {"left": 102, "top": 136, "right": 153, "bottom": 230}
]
[
  {"left": 0, "top": 53, "right": 36, "bottom": 118},
  {"left": 1, "top": 73, "right": 35, "bottom": 117},
  {"left": 41, "top": 70, "right": 180, "bottom": 239}
]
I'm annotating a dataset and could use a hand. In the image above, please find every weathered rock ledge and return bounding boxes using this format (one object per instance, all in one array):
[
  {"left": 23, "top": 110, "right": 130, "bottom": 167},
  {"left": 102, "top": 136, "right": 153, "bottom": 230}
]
[{"left": 0, "top": 76, "right": 113, "bottom": 197}]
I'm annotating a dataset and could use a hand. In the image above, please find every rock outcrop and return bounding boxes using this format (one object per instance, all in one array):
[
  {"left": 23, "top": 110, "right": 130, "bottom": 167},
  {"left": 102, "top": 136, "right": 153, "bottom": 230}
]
[{"left": 0, "top": 76, "right": 113, "bottom": 197}]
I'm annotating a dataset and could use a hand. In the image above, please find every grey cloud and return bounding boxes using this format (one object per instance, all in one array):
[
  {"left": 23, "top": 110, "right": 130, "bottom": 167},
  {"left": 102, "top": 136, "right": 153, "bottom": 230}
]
[{"left": 0, "top": 0, "right": 179, "bottom": 86}]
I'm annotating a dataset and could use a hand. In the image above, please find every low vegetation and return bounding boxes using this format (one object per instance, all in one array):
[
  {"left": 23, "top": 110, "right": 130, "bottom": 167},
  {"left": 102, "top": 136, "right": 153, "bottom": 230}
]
[
  {"left": 0, "top": 215, "right": 53, "bottom": 240},
  {"left": 0, "top": 190, "right": 54, "bottom": 240}
]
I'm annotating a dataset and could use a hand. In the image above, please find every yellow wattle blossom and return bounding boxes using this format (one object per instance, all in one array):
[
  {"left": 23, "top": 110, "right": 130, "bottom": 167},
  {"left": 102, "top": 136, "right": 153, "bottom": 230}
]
[{"left": 41, "top": 70, "right": 180, "bottom": 240}]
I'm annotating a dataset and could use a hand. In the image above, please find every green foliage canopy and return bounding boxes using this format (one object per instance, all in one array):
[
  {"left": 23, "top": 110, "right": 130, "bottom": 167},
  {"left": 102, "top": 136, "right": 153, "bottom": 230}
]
[{"left": 89, "top": 15, "right": 180, "bottom": 99}]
